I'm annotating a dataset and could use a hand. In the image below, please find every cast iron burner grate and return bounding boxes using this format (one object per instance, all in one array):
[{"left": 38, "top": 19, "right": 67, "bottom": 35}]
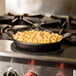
[
  {"left": 11, "top": 43, "right": 63, "bottom": 55},
  {"left": 6, "top": 13, "right": 66, "bottom": 28}
]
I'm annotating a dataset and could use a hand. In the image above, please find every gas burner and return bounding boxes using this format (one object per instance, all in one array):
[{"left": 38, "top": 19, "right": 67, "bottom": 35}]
[
  {"left": 7, "top": 13, "right": 45, "bottom": 25},
  {"left": 0, "top": 13, "right": 69, "bottom": 35},
  {"left": 5, "top": 13, "right": 66, "bottom": 28},
  {"left": 11, "top": 15, "right": 33, "bottom": 26},
  {"left": 11, "top": 43, "right": 63, "bottom": 55}
]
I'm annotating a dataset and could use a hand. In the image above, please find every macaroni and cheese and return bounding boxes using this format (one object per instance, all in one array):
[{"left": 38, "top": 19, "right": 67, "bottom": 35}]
[{"left": 13, "top": 30, "right": 62, "bottom": 44}]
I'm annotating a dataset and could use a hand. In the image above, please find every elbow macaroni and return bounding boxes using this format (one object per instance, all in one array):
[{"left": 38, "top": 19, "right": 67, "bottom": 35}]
[{"left": 13, "top": 30, "right": 62, "bottom": 44}]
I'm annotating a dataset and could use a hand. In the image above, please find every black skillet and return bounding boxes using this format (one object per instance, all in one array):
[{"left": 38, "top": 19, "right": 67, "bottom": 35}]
[
  {"left": 2, "top": 29, "right": 71, "bottom": 52},
  {"left": 2, "top": 22, "right": 71, "bottom": 52}
]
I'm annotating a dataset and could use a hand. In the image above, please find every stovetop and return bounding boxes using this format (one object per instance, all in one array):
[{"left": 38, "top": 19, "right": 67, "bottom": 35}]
[
  {"left": 0, "top": 40, "right": 76, "bottom": 65},
  {"left": 0, "top": 14, "right": 76, "bottom": 69},
  {"left": 0, "top": 14, "right": 76, "bottom": 76}
]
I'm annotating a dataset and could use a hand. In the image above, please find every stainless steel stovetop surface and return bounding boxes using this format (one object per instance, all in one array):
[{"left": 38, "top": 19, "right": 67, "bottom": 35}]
[
  {"left": 0, "top": 61, "right": 73, "bottom": 76},
  {"left": 0, "top": 40, "right": 76, "bottom": 64}
]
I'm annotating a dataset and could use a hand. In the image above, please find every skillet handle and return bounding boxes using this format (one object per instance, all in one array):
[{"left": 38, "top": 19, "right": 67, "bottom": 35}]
[
  {"left": 2, "top": 27, "right": 15, "bottom": 40},
  {"left": 2, "top": 32, "right": 14, "bottom": 40},
  {"left": 63, "top": 33, "right": 71, "bottom": 39}
]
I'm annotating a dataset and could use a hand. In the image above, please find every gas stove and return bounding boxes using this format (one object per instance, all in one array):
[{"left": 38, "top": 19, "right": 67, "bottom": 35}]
[
  {"left": 0, "top": 15, "right": 76, "bottom": 63},
  {"left": 0, "top": 14, "right": 76, "bottom": 76}
]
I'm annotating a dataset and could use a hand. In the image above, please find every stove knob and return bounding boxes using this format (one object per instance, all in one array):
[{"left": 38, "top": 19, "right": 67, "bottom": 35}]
[
  {"left": 24, "top": 72, "right": 37, "bottom": 76},
  {"left": 4, "top": 70, "right": 18, "bottom": 76}
]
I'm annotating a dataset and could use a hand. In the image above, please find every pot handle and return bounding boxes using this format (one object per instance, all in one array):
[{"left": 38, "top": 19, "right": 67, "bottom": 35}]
[
  {"left": 2, "top": 27, "right": 15, "bottom": 40},
  {"left": 63, "top": 33, "right": 71, "bottom": 39},
  {"left": 1, "top": 25, "right": 16, "bottom": 40},
  {"left": 2, "top": 32, "right": 14, "bottom": 40}
]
